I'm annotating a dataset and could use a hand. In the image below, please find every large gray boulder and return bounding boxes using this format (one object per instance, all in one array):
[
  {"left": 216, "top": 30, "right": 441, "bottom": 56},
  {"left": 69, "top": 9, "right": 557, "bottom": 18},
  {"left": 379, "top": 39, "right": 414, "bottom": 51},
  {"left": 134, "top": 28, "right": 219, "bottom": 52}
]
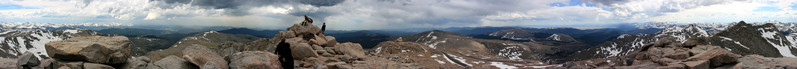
[
  {"left": 226, "top": 51, "right": 281, "bottom": 69},
  {"left": 18, "top": 52, "right": 39, "bottom": 69},
  {"left": 45, "top": 36, "right": 131, "bottom": 64},
  {"left": 182, "top": 45, "right": 228, "bottom": 69}
]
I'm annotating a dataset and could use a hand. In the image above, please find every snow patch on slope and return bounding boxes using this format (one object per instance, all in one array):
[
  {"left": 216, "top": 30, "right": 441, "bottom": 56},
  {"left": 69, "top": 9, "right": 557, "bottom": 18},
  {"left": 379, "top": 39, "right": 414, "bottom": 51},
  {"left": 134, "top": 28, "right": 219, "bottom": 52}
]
[
  {"left": 758, "top": 28, "right": 797, "bottom": 57},
  {"left": 718, "top": 36, "right": 750, "bottom": 49},
  {"left": 490, "top": 62, "right": 517, "bottom": 69}
]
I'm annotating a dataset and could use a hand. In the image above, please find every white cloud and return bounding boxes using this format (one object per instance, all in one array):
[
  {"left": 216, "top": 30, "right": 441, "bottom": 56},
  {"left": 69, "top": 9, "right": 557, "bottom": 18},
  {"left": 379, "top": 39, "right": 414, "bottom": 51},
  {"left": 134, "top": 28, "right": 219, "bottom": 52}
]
[{"left": 480, "top": 6, "right": 615, "bottom": 26}]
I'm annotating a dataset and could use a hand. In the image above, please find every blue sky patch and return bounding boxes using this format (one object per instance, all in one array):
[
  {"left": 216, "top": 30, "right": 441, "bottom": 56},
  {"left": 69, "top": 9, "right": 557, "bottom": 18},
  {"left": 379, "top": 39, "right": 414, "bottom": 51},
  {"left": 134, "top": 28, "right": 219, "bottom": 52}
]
[
  {"left": 0, "top": 4, "right": 37, "bottom": 10},
  {"left": 753, "top": 6, "right": 782, "bottom": 12}
]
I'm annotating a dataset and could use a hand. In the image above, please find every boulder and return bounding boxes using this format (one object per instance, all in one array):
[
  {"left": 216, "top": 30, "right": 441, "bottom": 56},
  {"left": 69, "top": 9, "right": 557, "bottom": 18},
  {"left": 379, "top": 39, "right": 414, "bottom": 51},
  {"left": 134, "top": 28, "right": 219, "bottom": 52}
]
[
  {"left": 83, "top": 63, "right": 114, "bottom": 69},
  {"left": 0, "top": 58, "right": 16, "bottom": 69},
  {"left": 333, "top": 43, "right": 366, "bottom": 58},
  {"left": 686, "top": 48, "right": 741, "bottom": 67},
  {"left": 202, "top": 62, "right": 222, "bottom": 69},
  {"left": 152, "top": 55, "right": 196, "bottom": 69},
  {"left": 683, "top": 60, "right": 709, "bottom": 69},
  {"left": 663, "top": 48, "right": 689, "bottom": 59},
  {"left": 226, "top": 51, "right": 281, "bottom": 69},
  {"left": 182, "top": 45, "right": 228, "bottom": 69},
  {"left": 286, "top": 24, "right": 322, "bottom": 36},
  {"left": 689, "top": 45, "right": 719, "bottom": 55},
  {"left": 56, "top": 61, "right": 83, "bottom": 69},
  {"left": 273, "top": 31, "right": 296, "bottom": 40},
  {"left": 289, "top": 41, "right": 319, "bottom": 59},
  {"left": 309, "top": 35, "right": 328, "bottom": 46},
  {"left": 324, "top": 36, "right": 337, "bottom": 47},
  {"left": 58, "top": 66, "right": 69, "bottom": 69},
  {"left": 654, "top": 63, "right": 685, "bottom": 69},
  {"left": 40, "top": 59, "right": 56, "bottom": 69},
  {"left": 734, "top": 55, "right": 797, "bottom": 69},
  {"left": 18, "top": 52, "right": 40, "bottom": 69},
  {"left": 45, "top": 36, "right": 130, "bottom": 64},
  {"left": 121, "top": 56, "right": 150, "bottom": 69}
]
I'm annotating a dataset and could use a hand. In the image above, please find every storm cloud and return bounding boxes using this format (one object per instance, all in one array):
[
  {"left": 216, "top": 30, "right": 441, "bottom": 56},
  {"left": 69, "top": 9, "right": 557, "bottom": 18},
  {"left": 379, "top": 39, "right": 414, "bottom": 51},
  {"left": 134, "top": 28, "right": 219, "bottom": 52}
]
[{"left": 151, "top": 0, "right": 344, "bottom": 16}]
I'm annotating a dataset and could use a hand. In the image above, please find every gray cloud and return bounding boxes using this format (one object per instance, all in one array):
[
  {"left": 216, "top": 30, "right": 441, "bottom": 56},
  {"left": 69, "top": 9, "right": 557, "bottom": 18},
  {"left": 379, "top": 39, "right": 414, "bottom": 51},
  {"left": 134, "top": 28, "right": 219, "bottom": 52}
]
[{"left": 151, "top": 0, "right": 344, "bottom": 16}]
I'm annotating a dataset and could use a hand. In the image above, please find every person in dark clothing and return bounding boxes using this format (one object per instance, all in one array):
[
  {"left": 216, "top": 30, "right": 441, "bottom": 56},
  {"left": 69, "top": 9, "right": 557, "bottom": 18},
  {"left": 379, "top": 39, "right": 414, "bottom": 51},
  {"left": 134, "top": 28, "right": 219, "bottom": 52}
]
[
  {"left": 321, "top": 22, "right": 326, "bottom": 34},
  {"left": 275, "top": 39, "right": 293, "bottom": 69}
]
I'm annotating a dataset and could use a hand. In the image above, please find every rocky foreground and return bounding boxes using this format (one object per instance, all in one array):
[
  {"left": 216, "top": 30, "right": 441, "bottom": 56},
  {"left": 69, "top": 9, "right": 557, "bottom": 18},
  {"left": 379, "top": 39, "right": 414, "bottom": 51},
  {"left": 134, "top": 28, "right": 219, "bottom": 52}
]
[
  {"left": 562, "top": 37, "right": 797, "bottom": 68},
  {"left": 0, "top": 23, "right": 428, "bottom": 69},
  {"left": 2, "top": 21, "right": 797, "bottom": 69}
]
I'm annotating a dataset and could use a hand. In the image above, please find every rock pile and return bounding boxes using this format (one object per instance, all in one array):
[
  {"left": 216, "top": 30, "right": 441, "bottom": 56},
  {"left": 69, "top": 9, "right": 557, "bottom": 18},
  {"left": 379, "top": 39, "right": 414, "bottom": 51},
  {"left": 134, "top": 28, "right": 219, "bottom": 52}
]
[
  {"left": 9, "top": 36, "right": 132, "bottom": 69},
  {"left": 274, "top": 24, "right": 418, "bottom": 69},
  {"left": 562, "top": 37, "right": 797, "bottom": 68}
]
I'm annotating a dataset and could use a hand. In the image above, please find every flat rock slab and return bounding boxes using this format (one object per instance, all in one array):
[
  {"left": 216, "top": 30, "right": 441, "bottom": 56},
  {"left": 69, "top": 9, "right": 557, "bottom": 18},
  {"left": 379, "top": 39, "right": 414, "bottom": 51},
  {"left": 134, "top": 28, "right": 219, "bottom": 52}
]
[
  {"left": 45, "top": 36, "right": 130, "bottom": 64},
  {"left": 182, "top": 45, "right": 228, "bottom": 69}
]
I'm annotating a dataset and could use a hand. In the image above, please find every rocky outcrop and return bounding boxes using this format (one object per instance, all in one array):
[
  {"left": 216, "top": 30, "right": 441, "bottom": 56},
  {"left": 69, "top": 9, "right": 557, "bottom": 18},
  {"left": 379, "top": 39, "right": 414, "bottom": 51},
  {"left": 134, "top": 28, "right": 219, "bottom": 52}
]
[
  {"left": 182, "top": 45, "right": 228, "bottom": 69},
  {"left": 45, "top": 36, "right": 130, "bottom": 64},
  {"left": 226, "top": 51, "right": 280, "bottom": 69},
  {"left": 562, "top": 35, "right": 797, "bottom": 68}
]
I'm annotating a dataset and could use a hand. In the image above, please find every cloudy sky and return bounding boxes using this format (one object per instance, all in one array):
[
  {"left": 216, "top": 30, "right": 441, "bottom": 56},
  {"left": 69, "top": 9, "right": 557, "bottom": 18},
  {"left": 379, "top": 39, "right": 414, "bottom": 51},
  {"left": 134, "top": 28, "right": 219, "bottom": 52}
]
[{"left": 1, "top": 0, "right": 796, "bottom": 30}]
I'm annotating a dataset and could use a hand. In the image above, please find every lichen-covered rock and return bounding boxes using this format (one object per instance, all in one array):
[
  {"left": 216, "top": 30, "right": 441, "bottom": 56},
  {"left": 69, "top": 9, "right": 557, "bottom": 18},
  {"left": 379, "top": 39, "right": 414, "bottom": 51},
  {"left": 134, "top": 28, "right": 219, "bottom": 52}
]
[
  {"left": 226, "top": 51, "right": 281, "bottom": 69},
  {"left": 182, "top": 45, "right": 228, "bottom": 69},
  {"left": 45, "top": 36, "right": 130, "bottom": 64}
]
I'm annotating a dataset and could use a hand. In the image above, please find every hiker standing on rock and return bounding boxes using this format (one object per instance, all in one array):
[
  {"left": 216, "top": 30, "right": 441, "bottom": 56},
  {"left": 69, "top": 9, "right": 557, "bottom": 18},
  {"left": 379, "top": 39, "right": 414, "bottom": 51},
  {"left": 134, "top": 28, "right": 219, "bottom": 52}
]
[
  {"left": 301, "top": 15, "right": 313, "bottom": 26},
  {"left": 321, "top": 22, "right": 326, "bottom": 34},
  {"left": 275, "top": 39, "right": 293, "bottom": 69}
]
